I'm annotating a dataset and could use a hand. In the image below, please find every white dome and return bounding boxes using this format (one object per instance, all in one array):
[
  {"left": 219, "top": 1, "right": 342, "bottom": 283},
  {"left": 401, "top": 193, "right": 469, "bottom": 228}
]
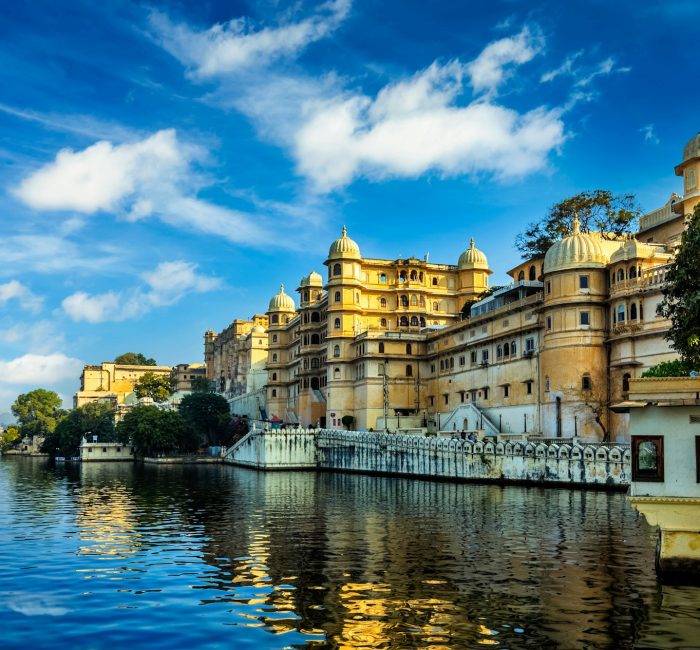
[
  {"left": 609, "top": 238, "right": 656, "bottom": 264},
  {"left": 543, "top": 218, "right": 610, "bottom": 274},
  {"left": 300, "top": 271, "right": 323, "bottom": 287},
  {"left": 682, "top": 132, "right": 700, "bottom": 164},
  {"left": 328, "top": 226, "right": 361, "bottom": 259},
  {"left": 268, "top": 285, "right": 296, "bottom": 312},
  {"left": 458, "top": 238, "right": 490, "bottom": 270}
]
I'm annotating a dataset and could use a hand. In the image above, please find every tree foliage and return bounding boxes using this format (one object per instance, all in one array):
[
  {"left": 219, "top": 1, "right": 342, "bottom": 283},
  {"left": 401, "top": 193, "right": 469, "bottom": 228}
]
[
  {"left": 41, "top": 401, "right": 116, "bottom": 457},
  {"left": 658, "top": 205, "right": 700, "bottom": 368},
  {"left": 133, "top": 373, "right": 175, "bottom": 402},
  {"left": 117, "top": 405, "right": 194, "bottom": 456},
  {"left": 642, "top": 359, "right": 699, "bottom": 378},
  {"left": 515, "top": 190, "right": 641, "bottom": 259},
  {"left": 190, "top": 376, "right": 214, "bottom": 393},
  {"left": 11, "top": 389, "right": 64, "bottom": 438},
  {"left": 114, "top": 352, "right": 157, "bottom": 366},
  {"left": 178, "top": 393, "right": 231, "bottom": 446},
  {"left": 341, "top": 415, "right": 354, "bottom": 430},
  {"left": 0, "top": 425, "right": 20, "bottom": 451}
]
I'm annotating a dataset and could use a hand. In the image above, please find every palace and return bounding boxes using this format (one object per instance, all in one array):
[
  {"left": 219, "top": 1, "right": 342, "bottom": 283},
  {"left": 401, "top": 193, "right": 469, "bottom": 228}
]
[{"left": 205, "top": 132, "right": 700, "bottom": 442}]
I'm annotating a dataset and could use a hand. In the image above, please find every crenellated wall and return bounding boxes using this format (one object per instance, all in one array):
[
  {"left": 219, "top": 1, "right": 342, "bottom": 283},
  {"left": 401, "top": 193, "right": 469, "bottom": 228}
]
[{"left": 224, "top": 428, "right": 630, "bottom": 488}]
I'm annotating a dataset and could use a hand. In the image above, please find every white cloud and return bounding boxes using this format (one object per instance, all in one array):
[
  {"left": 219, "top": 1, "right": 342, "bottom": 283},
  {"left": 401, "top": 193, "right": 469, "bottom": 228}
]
[
  {"left": 62, "top": 260, "right": 221, "bottom": 323},
  {"left": 575, "top": 57, "right": 630, "bottom": 87},
  {"left": 541, "top": 50, "right": 583, "bottom": 83},
  {"left": 0, "top": 280, "right": 43, "bottom": 313},
  {"left": 151, "top": 0, "right": 351, "bottom": 77},
  {"left": 0, "top": 353, "right": 83, "bottom": 385},
  {"left": 641, "top": 124, "right": 660, "bottom": 144},
  {"left": 292, "top": 60, "right": 565, "bottom": 191},
  {"left": 466, "top": 26, "right": 543, "bottom": 94},
  {"left": 0, "top": 321, "right": 65, "bottom": 354}
]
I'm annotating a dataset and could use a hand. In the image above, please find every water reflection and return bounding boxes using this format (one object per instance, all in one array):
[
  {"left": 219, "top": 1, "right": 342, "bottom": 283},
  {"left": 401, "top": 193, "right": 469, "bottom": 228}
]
[{"left": 1, "top": 458, "right": 699, "bottom": 649}]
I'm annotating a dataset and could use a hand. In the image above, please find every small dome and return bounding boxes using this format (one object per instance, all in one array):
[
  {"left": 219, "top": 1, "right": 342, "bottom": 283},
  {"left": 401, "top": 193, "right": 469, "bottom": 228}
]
[
  {"left": 682, "top": 132, "right": 700, "bottom": 164},
  {"left": 610, "top": 238, "right": 656, "bottom": 264},
  {"left": 543, "top": 217, "right": 609, "bottom": 274},
  {"left": 300, "top": 271, "right": 323, "bottom": 287},
  {"left": 268, "top": 284, "right": 296, "bottom": 312},
  {"left": 458, "top": 238, "right": 490, "bottom": 271},
  {"left": 328, "top": 226, "right": 361, "bottom": 259},
  {"left": 251, "top": 324, "right": 266, "bottom": 334}
]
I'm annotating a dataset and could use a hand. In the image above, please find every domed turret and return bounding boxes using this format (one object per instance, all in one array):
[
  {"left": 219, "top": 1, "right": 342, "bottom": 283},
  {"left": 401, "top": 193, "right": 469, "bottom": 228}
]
[
  {"left": 458, "top": 238, "right": 490, "bottom": 271},
  {"left": 300, "top": 271, "right": 323, "bottom": 287},
  {"left": 268, "top": 284, "right": 296, "bottom": 312},
  {"left": 251, "top": 324, "right": 266, "bottom": 334},
  {"left": 682, "top": 132, "right": 700, "bottom": 164},
  {"left": 609, "top": 238, "right": 656, "bottom": 264},
  {"left": 328, "top": 226, "right": 361, "bottom": 260},
  {"left": 543, "top": 217, "right": 608, "bottom": 274}
]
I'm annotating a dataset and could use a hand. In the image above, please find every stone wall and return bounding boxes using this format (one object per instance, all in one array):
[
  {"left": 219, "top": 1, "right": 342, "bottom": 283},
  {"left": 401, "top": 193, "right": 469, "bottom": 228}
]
[{"left": 225, "top": 428, "right": 631, "bottom": 488}]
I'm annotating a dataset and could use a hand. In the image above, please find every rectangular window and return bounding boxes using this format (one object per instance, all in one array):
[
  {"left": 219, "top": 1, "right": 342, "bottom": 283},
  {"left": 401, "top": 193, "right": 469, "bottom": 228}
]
[
  {"left": 470, "top": 390, "right": 477, "bottom": 402},
  {"left": 429, "top": 396, "right": 434, "bottom": 406},
  {"left": 579, "top": 275, "right": 589, "bottom": 289},
  {"left": 526, "top": 381, "right": 533, "bottom": 395},
  {"left": 503, "top": 385, "right": 509, "bottom": 398},
  {"left": 546, "top": 281, "right": 551, "bottom": 294},
  {"left": 525, "top": 337, "right": 535, "bottom": 352},
  {"left": 459, "top": 356, "right": 465, "bottom": 366},
  {"left": 580, "top": 311, "right": 590, "bottom": 326},
  {"left": 443, "top": 394, "right": 449, "bottom": 405},
  {"left": 470, "top": 351, "right": 477, "bottom": 364},
  {"left": 483, "top": 387, "right": 489, "bottom": 400},
  {"left": 481, "top": 350, "right": 489, "bottom": 363},
  {"left": 546, "top": 316, "right": 552, "bottom": 330},
  {"left": 460, "top": 392, "right": 465, "bottom": 403},
  {"left": 631, "top": 436, "right": 664, "bottom": 482}
]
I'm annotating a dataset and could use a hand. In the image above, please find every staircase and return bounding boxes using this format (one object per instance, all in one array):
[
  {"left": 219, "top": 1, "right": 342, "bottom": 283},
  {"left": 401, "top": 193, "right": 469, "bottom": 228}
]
[{"left": 439, "top": 403, "right": 500, "bottom": 436}]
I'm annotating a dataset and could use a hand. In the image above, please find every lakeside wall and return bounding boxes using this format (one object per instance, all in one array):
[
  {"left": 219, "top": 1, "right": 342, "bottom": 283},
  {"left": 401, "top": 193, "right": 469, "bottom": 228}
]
[{"left": 224, "top": 428, "right": 631, "bottom": 488}]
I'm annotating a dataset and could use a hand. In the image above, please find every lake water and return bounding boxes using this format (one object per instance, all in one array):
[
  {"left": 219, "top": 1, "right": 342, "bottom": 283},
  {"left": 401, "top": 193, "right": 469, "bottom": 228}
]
[{"left": 1, "top": 458, "right": 699, "bottom": 649}]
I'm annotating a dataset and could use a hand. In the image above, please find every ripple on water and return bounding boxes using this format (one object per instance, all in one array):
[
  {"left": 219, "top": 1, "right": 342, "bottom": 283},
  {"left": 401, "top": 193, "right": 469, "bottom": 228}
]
[{"left": 0, "top": 458, "right": 699, "bottom": 649}]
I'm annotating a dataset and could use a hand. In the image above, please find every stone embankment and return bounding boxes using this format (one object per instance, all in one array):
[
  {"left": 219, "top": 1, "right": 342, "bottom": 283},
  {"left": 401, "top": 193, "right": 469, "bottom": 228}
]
[{"left": 224, "top": 428, "right": 630, "bottom": 489}]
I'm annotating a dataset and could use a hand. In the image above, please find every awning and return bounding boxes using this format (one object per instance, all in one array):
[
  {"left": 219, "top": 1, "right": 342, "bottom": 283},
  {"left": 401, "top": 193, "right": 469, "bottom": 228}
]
[{"left": 609, "top": 400, "right": 647, "bottom": 413}]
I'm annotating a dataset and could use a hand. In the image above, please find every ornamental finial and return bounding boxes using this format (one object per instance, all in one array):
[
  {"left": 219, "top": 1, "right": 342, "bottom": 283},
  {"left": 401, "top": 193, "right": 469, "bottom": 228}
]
[
  {"left": 342, "top": 225, "right": 347, "bottom": 237},
  {"left": 280, "top": 284, "right": 285, "bottom": 294},
  {"left": 470, "top": 238, "right": 475, "bottom": 248},
  {"left": 572, "top": 213, "right": 581, "bottom": 234}
]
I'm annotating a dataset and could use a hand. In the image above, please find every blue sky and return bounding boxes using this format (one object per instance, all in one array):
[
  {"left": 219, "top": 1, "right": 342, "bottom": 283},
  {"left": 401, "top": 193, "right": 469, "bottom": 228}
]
[{"left": 0, "top": 0, "right": 697, "bottom": 415}]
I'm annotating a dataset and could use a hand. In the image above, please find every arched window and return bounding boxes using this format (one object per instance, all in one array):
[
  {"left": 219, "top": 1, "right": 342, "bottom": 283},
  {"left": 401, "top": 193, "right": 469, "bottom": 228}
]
[
  {"left": 311, "top": 311, "right": 320, "bottom": 322},
  {"left": 411, "top": 294, "right": 417, "bottom": 306},
  {"left": 311, "top": 377, "right": 320, "bottom": 390},
  {"left": 511, "top": 341, "right": 517, "bottom": 356},
  {"left": 311, "top": 358, "right": 320, "bottom": 368},
  {"left": 271, "top": 389, "right": 277, "bottom": 397},
  {"left": 518, "top": 270, "right": 525, "bottom": 281},
  {"left": 433, "top": 302, "right": 439, "bottom": 311},
  {"left": 334, "top": 318, "right": 341, "bottom": 329},
  {"left": 496, "top": 345, "right": 502, "bottom": 358},
  {"left": 503, "top": 343, "right": 509, "bottom": 357},
  {"left": 419, "top": 317, "right": 426, "bottom": 327},
  {"left": 410, "top": 270, "right": 417, "bottom": 280},
  {"left": 272, "top": 353, "right": 278, "bottom": 362},
  {"left": 410, "top": 316, "right": 418, "bottom": 326},
  {"left": 419, "top": 295, "right": 425, "bottom": 306},
  {"left": 406, "top": 364, "right": 413, "bottom": 377},
  {"left": 333, "top": 263, "right": 341, "bottom": 276},
  {"left": 272, "top": 373, "right": 277, "bottom": 381},
  {"left": 380, "top": 318, "right": 387, "bottom": 328},
  {"left": 622, "top": 373, "right": 631, "bottom": 393},
  {"left": 271, "top": 314, "right": 279, "bottom": 324},
  {"left": 304, "top": 291, "right": 309, "bottom": 301},
  {"left": 334, "top": 291, "right": 341, "bottom": 302},
  {"left": 617, "top": 268, "right": 625, "bottom": 282},
  {"left": 380, "top": 297, "right": 387, "bottom": 308},
  {"left": 311, "top": 333, "right": 320, "bottom": 344},
  {"left": 432, "top": 277, "right": 438, "bottom": 286},
  {"left": 629, "top": 266, "right": 637, "bottom": 279},
  {"left": 334, "top": 367, "right": 340, "bottom": 379},
  {"left": 400, "top": 316, "right": 409, "bottom": 327},
  {"left": 378, "top": 342, "right": 384, "bottom": 353},
  {"left": 630, "top": 303, "right": 637, "bottom": 320},
  {"left": 272, "top": 334, "right": 278, "bottom": 342},
  {"left": 401, "top": 295, "right": 409, "bottom": 308},
  {"left": 379, "top": 273, "right": 386, "bottom": 283},
  {"left": 582, "top": 374, "right": 592, "bottom": 391},
  {"left": 617, "top": 305, "right": 625, "bottom": 322},
  {"left": 406, "top": 343, "right": 412, "bottom": 355},
  {"left": 333, "top": 345, "right": 340, "bottom": 357},
  {"left": 529, "top": 265, "right": 536, "bottom": 281},
  {"left": 399, "top": 270, "right": 407, "bottom": 283}
]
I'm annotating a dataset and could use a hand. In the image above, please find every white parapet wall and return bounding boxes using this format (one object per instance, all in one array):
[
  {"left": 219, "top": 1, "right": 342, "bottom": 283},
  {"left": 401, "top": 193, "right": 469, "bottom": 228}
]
[{"left": 225, "top": 427, "right": 630, "bottom": 487}]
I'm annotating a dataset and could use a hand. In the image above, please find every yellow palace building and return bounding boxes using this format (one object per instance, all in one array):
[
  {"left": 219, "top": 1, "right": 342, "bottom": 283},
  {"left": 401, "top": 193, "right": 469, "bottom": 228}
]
[{"left": 205, "top": 132, "right": 699, "bottom": 442}]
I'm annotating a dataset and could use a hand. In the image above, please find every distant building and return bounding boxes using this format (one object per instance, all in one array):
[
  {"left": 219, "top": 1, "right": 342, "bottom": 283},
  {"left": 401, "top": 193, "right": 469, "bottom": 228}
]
[
  {"left": 171, "top": 363, "right": 208, "bottom": 392},
  {"left": 205, "top": 131, "right": 699, "bottom": 441}
]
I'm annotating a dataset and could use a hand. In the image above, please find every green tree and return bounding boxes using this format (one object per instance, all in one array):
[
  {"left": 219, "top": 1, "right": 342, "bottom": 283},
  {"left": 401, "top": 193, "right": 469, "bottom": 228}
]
[
  {"left": 117, "top": 405, "right": 190, "bottom": 456},
  {"left": 658, "top": 204, "right": 700, "bottom": 368},
  {"left": 133, "top": 373, "right": 175, "bottom": 402},
  {"left": 341, "top": 415, "right": 355, "bottom": 430},
  {"left": 11, "top": 389, "right": 63, "bottom": 438},
  {"left": 0, "top": 425, "right": 20, "bottom": 451},
  {"left": 190, "top": 376, "right": 214, "bottom": 393},
  {"left": 515, "top": 190, "right": 641, "bottom": 259},
  {"left": 642, "top": 359, "right": 699, "bottom": 378},
  {"left": 41, "top": 401, "right": 116, "bottom": 457},
  {"left": 179, "top": 392, "right": 231, "bottom": 446},
  {"left": 114, "top": 352, "right": 157, "bottom": 366}
]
